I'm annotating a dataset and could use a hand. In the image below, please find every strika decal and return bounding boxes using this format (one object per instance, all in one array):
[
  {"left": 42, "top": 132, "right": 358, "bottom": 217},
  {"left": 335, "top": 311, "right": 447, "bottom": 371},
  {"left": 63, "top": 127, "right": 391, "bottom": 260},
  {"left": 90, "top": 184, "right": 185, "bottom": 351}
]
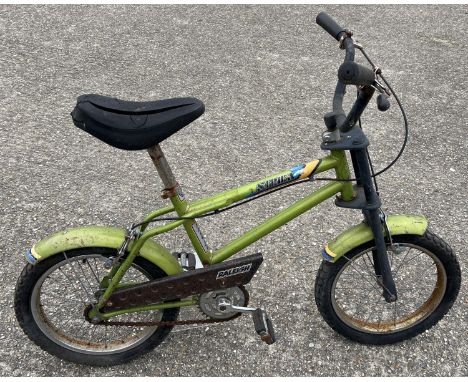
[
  {"left": 256, "top": 173, "right": 293, "bottom": 193},
  {"left": 249, "top": 161, "right": 319, "bottom": 198}
]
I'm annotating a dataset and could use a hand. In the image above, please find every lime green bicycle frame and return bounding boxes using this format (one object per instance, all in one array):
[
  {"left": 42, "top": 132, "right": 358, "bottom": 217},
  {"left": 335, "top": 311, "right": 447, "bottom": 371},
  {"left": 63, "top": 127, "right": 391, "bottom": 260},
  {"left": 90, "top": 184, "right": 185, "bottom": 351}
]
[
  {"left": 89, "top": 149, "right": 354, "bottom": 319},
  {"left": 149, "top": 150, "right": 352, "bottom": 265}
]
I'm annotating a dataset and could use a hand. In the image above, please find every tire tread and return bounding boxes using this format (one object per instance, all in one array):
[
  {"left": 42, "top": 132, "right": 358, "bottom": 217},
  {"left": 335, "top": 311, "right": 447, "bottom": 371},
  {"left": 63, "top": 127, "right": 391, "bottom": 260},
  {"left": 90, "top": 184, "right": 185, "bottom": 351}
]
[
  {"left": 14, "top": 249, "right": 179, "bottom": 366},
  {"left": 314, "top": 230, "right": 461, "bottom": 344}
]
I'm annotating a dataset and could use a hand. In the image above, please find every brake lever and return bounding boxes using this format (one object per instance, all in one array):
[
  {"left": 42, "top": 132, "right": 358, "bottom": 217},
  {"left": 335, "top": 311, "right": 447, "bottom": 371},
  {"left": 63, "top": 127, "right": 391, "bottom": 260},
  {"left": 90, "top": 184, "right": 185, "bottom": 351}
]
[
  {"left": 371, "top": 75, "right": 390, "bottom": 96},
  {"left": 353, "top": 41, "right": 390, "bottom": 96},
  {"left": 353, "top": 39, "right": 364, "bottom": 50},
  {"left": 376, "top": 93, "right": 391, "bottom": 111}
]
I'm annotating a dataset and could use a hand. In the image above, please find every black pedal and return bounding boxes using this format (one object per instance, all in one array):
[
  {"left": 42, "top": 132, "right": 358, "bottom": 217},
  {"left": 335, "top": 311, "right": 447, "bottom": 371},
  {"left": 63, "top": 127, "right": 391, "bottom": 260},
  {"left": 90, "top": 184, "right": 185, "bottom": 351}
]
[{"left": 252, "top": 308, "right": 276, "bottom": 345}]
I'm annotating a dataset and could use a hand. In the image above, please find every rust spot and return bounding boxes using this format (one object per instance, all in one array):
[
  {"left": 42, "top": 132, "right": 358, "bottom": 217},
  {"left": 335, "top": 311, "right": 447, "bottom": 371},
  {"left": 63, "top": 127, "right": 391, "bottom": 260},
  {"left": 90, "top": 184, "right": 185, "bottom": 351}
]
[
  {"left": 161, "top": 185, "right": 178, "bottom": 199},
  {"left": 336, "top": 262, "right": 446, "bottom": 333}
]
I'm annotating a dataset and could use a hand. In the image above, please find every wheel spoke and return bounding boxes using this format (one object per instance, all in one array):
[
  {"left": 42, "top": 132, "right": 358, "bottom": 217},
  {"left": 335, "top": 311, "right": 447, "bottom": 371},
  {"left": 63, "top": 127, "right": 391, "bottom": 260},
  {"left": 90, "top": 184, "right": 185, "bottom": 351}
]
[
  {"left": 76, "top": 257, "right": 97, "bottom": 299},
  {"left": 343, "top": 255, "right": 382, "bottom": 294},
  {"left": 84, "top": 258, "right": 101, "bottom": 287},
  {"left": 364, "top": 292, "right": 385, "bottom": 322},
  {"left": 331, "top": 242, "right": 447, "bottom": 335},
  {"left": 33, "top": 252, "right": 165, "bottom": 354},
  {"left": 63, "top": 252, "right": 94, "bottom": 303},
  {"left": 393, "top": 299, "right": 398, "bottom": 327},
  {"left": 362, "top": 253, "right": 376, "bottom": 278},
  {"left": 393, "top": 246, "right": 412, "bottom": 275},
  {"left": 356, "top": 285, "right": 377, "bottom": 319},
  {"left": 57, "top": 267, "right": 86, "bottom": 305}
]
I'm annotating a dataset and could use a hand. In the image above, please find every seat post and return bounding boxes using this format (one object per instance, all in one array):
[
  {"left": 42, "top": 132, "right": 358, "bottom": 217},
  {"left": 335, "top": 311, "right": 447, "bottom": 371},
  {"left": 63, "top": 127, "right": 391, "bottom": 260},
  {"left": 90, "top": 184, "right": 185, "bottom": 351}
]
[
  {"left": 148, "top": 144, "right": 211, "bottom": 259},
  {"left": 147, "top": 144, "right": 182, "bottom": 201}
]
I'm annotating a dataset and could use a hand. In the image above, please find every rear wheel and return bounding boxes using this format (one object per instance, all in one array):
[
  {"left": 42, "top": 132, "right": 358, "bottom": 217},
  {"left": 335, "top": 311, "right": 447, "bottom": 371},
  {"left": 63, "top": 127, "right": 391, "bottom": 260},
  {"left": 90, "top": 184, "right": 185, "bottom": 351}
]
[
  {"left": 315, "top": 230, "right": 461, "bottom": 344},
  {"left": 15, "top": 248, "right": 179, "bottom": 366}
]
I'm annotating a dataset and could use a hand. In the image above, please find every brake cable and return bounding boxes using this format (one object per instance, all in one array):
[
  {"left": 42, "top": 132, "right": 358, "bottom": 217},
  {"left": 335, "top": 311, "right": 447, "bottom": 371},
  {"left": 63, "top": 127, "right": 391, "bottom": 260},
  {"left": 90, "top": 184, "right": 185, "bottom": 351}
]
[
  {"left": 314, "top": 45, "right": 409, "bottom": 183},
  {"left": 131, "top": 48, "right": 408, "bottom": 228},
  {"left": 130, "top": 177, "right": 316, "bottom": 229}
]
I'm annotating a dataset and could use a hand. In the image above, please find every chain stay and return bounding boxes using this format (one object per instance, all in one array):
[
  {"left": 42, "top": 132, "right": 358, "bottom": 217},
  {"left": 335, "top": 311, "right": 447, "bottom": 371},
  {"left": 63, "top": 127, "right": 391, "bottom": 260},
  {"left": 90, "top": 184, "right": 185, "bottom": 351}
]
[
  {"left": 93, "top": 286, "right": 249, "bottom": 328},
  {"left": 94, "top": 314, "right": 243, "bottom": 327}
]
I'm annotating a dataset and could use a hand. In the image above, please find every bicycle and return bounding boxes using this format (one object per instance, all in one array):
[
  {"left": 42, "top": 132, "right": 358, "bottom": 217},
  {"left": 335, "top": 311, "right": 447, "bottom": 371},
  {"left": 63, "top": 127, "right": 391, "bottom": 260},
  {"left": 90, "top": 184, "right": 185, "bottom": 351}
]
[{"left": 14, "top": 12, "right": 461, "bottom": 366}]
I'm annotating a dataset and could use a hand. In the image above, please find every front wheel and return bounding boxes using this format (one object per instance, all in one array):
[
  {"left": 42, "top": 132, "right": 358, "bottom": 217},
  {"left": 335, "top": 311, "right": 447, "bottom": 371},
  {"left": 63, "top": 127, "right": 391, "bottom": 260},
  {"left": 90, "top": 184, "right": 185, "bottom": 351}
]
[
  {"left": 15, "top": 248, "right": 179, "bottom": 366},
  {"left": 315, "top": 230, "right": 461, "bottom": 344}
]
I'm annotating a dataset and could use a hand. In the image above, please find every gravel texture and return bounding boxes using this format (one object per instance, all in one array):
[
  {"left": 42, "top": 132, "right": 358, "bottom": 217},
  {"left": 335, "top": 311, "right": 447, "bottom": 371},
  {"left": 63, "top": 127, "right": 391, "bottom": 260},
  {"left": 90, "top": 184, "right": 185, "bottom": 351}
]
[{"left": 0, "top": 4, "right": 466, "bottom": 377}]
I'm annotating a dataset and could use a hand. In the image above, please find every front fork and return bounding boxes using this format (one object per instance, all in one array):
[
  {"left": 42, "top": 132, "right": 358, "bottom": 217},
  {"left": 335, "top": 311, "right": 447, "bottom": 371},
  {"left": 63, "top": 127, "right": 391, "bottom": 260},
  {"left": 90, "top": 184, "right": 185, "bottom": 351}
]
[{"left": 350, "top": 149, "right": 398, "bottom": 302}]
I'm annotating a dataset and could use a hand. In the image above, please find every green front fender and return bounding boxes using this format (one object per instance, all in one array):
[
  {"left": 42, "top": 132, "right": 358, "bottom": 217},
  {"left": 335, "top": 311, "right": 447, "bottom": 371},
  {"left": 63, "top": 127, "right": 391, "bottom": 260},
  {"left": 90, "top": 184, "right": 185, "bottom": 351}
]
[
  {"left": 323, "top": 214, "right": 429, "bottom": 262},
  {"left": 28, "top": 226, "right": 183, "bottom": 276}
]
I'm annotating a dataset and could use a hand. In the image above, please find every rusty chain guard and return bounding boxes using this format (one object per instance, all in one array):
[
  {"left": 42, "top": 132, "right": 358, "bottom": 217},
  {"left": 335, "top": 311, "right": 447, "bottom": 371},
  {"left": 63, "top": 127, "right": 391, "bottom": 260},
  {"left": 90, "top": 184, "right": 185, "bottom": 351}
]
[
  {"left": 92, "top": 286, "right": 249, "bottom": 328},
  {"left": 101, "top": 253, "right": 262, "bottom": 313}
]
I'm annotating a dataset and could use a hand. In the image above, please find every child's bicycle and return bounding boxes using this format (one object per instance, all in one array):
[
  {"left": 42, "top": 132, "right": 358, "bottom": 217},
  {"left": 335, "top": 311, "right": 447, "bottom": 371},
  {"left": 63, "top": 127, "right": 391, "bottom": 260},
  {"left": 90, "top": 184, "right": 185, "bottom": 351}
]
[{"left": 14, "top": 12, "right": 461, "bottom": 366}]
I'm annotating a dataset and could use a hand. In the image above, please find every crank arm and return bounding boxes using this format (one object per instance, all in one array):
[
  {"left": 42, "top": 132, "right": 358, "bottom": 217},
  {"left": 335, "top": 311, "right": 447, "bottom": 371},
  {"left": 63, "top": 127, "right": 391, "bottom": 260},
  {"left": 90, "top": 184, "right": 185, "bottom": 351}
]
[{"left": 218, "top": 299, "right": 256, "bottom": 314}]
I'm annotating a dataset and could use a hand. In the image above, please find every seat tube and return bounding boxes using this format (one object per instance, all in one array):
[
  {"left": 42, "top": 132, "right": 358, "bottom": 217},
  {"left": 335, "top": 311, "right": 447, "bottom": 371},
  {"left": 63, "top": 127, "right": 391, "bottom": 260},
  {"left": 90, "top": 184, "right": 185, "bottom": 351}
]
[{"left": 147, "top": 144, "right": 211, "bottom": 262}]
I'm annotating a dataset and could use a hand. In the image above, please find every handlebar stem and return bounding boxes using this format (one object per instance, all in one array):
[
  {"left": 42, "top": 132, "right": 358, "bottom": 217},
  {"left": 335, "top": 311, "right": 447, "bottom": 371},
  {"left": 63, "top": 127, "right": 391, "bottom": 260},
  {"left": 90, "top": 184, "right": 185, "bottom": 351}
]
[
  {"left": 329, "top": 36, "right": 356, "bottom": 132},
  {"left": 341, "top": 35, "right": 355, "bottom": 61},
  {"left": 340, "top": 85, "right": 375, "bottom": 132}
]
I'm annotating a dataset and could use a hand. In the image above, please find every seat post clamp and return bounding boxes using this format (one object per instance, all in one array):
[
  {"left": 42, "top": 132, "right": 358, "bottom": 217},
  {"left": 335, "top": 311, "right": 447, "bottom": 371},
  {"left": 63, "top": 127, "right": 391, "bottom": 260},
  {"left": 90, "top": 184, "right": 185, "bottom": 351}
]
[{"left": 161, "top": 184, "right": 179, "bottom": 199}]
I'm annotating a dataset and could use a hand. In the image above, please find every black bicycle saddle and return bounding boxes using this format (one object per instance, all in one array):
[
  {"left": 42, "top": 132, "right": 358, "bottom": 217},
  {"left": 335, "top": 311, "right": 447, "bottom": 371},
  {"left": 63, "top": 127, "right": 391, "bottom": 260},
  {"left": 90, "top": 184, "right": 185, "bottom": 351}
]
[{"left": 71, "top": 94, "right": 205, "bottom": 150}]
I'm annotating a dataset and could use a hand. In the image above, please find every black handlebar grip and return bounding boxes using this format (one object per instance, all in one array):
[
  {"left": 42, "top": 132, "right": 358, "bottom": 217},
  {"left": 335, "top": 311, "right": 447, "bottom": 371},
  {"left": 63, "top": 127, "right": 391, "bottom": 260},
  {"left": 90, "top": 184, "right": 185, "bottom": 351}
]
[
  {"left": 316, "top": 12, "right": 347, "bottom": 41},
  {"left": 338, "top": 61, "right": 376, "bottom": 86}
]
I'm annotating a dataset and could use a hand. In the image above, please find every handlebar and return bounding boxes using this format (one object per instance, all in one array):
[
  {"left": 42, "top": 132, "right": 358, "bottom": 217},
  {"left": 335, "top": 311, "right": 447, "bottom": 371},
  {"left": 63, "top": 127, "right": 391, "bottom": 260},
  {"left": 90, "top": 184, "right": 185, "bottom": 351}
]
[
  {"left": 338, "top": 61, "right": 376, "bottom": 87},
  {"left": 315, "top": 11, "right": 347, "bottom": 41},
  {"left": 315, "top": 12, "right": 376, "bottom": 133}
]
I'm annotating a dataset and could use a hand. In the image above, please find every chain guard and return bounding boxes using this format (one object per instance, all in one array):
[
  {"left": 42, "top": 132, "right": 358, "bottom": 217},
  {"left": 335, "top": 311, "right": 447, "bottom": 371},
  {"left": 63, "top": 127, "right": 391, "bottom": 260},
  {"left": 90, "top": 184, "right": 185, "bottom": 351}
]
[{"left": 88, "top": 286, "right": 249, "bottom": 328}]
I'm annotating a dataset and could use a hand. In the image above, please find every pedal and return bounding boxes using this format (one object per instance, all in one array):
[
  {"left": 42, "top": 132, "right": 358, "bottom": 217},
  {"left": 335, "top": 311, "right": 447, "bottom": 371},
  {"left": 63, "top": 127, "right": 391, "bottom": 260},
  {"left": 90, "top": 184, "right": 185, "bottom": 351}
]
[
  {"left": 252, "top": 308, "right": 276, "bottom": 345},
  {"left": 172, "top": 251, "right": 197, "bottom": 270},
  {"left": 216, "top": 298, "right": 276, "bottom": 345}
]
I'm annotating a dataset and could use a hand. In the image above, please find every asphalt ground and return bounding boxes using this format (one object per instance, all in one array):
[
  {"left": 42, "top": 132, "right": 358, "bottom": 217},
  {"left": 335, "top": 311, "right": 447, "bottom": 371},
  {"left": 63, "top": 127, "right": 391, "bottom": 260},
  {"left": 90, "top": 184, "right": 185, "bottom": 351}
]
[{"left": 0, "top": 4, "right": 467, "bottom": 377}]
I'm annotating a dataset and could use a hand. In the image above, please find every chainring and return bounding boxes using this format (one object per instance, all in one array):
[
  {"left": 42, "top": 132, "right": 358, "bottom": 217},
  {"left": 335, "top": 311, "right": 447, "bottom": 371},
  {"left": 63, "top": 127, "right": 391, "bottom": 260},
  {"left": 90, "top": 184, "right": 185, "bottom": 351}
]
[{"left": 198, "top": 285, "right": 250, "bottom": 319}]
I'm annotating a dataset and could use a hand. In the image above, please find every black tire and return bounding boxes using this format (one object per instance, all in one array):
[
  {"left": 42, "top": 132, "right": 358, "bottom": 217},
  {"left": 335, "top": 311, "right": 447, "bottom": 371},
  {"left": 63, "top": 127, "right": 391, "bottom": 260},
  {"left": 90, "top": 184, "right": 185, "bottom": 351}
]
[
  {"left": 315, "top": 230, "right": 461, "bottom": 344},
  {"left": 15, "top": 248, "right": 179, "bottom": 366}
]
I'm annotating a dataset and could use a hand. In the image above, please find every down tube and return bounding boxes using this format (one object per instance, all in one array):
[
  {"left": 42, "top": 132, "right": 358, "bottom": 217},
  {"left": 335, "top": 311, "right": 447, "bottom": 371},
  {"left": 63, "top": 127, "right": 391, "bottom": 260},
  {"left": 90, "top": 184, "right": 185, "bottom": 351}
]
[{"left": 209, "top": 181, "right": 344, "bottom": 264}]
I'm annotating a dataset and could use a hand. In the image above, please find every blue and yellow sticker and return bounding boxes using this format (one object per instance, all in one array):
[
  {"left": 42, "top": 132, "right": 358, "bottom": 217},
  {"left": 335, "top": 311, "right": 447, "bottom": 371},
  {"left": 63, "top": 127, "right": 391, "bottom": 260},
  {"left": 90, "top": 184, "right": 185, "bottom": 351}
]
[{"left": 251, "top": 159, "right": 320, "bottom": 197}]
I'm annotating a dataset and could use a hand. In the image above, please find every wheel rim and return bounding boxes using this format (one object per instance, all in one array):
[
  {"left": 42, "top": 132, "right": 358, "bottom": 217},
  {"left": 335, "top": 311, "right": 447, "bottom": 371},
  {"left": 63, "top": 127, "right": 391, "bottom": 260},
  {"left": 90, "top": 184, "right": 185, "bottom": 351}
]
[
  {"left": 331, "top": 243, "right": 447, "bottom": 334},
  {"left": 31, "top": 253, "right": 163, "bottom": 355}
]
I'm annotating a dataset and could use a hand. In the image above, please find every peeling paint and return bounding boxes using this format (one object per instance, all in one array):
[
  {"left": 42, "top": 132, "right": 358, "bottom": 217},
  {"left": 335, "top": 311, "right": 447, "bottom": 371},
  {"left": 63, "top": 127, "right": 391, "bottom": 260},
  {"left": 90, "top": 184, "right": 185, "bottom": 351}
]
[{"left": 30, "top": 226, "right": 183, "bottom": 275}]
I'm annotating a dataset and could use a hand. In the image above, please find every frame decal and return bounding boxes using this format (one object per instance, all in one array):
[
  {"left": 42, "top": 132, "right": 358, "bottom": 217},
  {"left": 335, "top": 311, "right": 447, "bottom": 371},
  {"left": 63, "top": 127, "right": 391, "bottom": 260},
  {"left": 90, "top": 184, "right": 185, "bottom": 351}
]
[
  {"left": 255, "top": 173, "right": 294, "bottom": 193},
  {"left": 134, "top": 152, "right": 345, "bottom": 266},
  {"left": 252, "top": 159, "right": 321, "bottom": 196},
  {"left": 191, "top": 222, "right": 210, "bottom": 253},
  {"left": 216, "top": 263, "right": 252, "bottom": 279}
]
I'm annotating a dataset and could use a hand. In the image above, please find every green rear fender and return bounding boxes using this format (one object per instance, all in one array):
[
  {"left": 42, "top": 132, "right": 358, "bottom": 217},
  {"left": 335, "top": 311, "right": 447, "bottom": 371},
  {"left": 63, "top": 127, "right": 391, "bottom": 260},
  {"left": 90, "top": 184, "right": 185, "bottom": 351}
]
[
  {"left": 323, "top": 214, "right": 429, "bottom": 262},
  {"left": 28, "top": 226, "right": 183, "bottom": 276}
]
